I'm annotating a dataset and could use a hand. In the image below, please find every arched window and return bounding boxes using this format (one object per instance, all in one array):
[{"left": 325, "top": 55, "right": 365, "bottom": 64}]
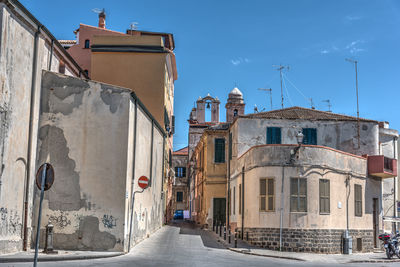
[
  {"left": 84, "top": 39, "right": 90, "bottom": 49},
  {"left": 233, "top": 109, "right": 238, "bottom": 117}
]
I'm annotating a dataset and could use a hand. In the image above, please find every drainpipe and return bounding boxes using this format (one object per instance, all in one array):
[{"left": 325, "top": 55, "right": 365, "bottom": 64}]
[
  {"left": 279, "top": 166, "right": 285, "bottom": 251},
  {"left": 23, "top": 24, "right": 41, "bottom": 251},
  {"left": 241, "top": 166, "right": 244, "bottom": 238},
  {"left": 149, "top": 120, "right": 154, "bottom": 186},
  {"left": 394, "top": 136, "right": 398, "bottom": 232},
  {"left": 227, "top": 133, "right": 230, "bottom": 228},
  {"left": 48, "top": 39, "right": 54, "bottom": 71},
  {"left": 127, "top": 98, "right": 138, "bottom": 252}
]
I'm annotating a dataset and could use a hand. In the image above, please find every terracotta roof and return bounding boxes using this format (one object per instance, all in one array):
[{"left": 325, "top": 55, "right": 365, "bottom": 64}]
[
  {"left": 240, "top": 106, "right": 378, "bottom": 123},
  {"left": 58, "top": 40, "right": 76, "bottom": 45},
  {"left": 173, "top": 146, "right": 188, "bottom": 155}
]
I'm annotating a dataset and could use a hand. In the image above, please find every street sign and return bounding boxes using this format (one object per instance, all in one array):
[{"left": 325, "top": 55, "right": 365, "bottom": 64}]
[
  {"left": 138, "top": 176, "right": 149, "bottom": 189},
  {"left": 35, "top": 163, "right": 55, "bottom": 191}
]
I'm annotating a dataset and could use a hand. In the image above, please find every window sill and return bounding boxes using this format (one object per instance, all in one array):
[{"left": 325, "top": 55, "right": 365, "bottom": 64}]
[
  {"left": 319, "top": 212, "right": 330, "bottom": 215},
  {"left": 259, "top": 210, "right": 275, "bottom": 212},
  {"left": 290, "top": 211, "right": 307, "bottom": 214}
]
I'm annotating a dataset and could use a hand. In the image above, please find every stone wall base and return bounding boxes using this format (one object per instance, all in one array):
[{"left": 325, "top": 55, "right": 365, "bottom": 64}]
[{"left": 241, "top": 228, "right": 374, "bottom": 253}]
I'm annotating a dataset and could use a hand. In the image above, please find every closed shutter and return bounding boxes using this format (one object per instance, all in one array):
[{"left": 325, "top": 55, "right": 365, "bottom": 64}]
[
  {"left": 267, "top": 179, "right": 274, "bottom": 211},
  {"left": 215, "top": 138, "right": 225, "bottom": 163},
  {"left": 267, "top": 127, "right": 281, "bottom": 144},
  {"left": 302, "top": 128, "right": 317, "bottom": 145},
  {"left": 355, "top": 184, "right": 362, "bottom": 216},
  {"left": 229, "top": 132, "right": 232, "bottom": 160},
  {"left": 260, "top": 179, "right": 266, "bottom": 211},
  {"left": 319, "top": 179, "right": 330, "bottom": 213}
]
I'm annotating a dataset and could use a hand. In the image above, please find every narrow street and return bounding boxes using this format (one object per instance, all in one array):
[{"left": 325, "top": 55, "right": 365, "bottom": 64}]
[{"left": 1, "top": 221, "right": 398, "bottom": 267}]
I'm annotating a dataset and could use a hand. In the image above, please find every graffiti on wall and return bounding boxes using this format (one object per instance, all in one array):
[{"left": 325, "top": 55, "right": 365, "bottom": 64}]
[
  {"left": 102, "top": 214, "right": 117, "bottom": 229},
  {"left": 0, "top": 208, "right": 21, "bottom": 236},
  {"left": 48, "top": 211, "right": 71, "bottom": 228}
]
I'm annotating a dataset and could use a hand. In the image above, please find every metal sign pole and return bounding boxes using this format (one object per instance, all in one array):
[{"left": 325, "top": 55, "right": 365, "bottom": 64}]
[{"left": 33, "top": 163, "right": 47, "bottom": 267}]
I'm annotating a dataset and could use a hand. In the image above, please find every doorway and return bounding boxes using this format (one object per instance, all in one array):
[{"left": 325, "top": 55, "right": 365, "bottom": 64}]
[
  {"left": 373, "top": 198, "right": 379, "bottom": 248},
  {"left": 213, "top": 198, "right": 226, "bottom": 225}
]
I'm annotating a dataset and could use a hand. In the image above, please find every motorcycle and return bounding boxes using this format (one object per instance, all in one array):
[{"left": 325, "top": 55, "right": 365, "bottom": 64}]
[{"left": 379, "top": 233, "right": 400, "bottom": 259}]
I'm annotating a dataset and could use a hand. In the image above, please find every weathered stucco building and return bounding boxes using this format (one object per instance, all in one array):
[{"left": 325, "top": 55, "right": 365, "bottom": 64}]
[
  {"left": 167, "top": 147, "right": 189, "bottom": 222},
  {"left": 227, "top": 107, "right": 398, "bottom": 253},
  {"left": 188, "top": 88, "right": 245, "bottom": 225},
  {"left": 0, "top": 0, "right": 86, "bottom": 254},
  {"left": 34, "top": 71, "right": 166, "bottom": 252}
]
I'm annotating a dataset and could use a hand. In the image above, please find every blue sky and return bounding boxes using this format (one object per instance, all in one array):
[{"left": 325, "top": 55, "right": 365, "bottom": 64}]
[{"left": 20, "top": 0, "right": 400, "bottom": 150}]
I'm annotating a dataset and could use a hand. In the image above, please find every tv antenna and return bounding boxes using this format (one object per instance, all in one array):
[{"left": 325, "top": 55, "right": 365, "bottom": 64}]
[
  {"left": 322, "top": 99, "right": 332, "bottom": 112},
  {"left": 345, "top": 58, "right": 360, "bottom": 149},
  {"left": 130, "top": 22, "right": 139, "bottom": 31},
  {"left": 309, "top": 98, "right": 315, "bottom": 109},
  {"left": 272, "top": 65, "right": 290, "bottom": 109},
  {"left": 258, "top": 88, "right": 273, "bottom": 110}
]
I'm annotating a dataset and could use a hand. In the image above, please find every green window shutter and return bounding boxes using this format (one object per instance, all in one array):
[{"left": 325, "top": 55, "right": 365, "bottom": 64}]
[
  {"left": 302, "top": 128, "right": 317, "bottom": 145},
  {"left": 319, "top": 179, "right": 330, "bottom": 213},
  {"left": 229, "top": 132, "right": 232, "bottom": 160},
  {"left": 355, "top": 184, "right": 362, "bottom": 216},
  {"left": 214, "top": 138, "right": 225, "bottom": 163},
  {"left": 267, "top": 127, "right": 281, "bottom": 144}
]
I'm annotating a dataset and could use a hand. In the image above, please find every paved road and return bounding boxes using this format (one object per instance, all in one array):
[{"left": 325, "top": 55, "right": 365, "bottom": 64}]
[{"left": 1, "top": 222, "right": 398, "bottom": 267}]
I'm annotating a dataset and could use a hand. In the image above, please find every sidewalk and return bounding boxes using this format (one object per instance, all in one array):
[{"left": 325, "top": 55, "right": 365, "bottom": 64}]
[
  {"left": 206, "top": 227, "right": 400, "bottom": 264},
  {"left": 0, "top": 250, "right": 124, "bottom": 263}
]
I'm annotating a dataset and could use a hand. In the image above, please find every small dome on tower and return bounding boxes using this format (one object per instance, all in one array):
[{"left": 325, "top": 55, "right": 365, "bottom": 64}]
[{"left": 229, "top": 87, "right": 243, "bottom": 96}]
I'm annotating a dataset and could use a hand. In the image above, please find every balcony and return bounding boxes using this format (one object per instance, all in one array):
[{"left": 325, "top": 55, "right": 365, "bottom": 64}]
[{"left": 368, "top": 155, "right": 397, "bottom": 178}]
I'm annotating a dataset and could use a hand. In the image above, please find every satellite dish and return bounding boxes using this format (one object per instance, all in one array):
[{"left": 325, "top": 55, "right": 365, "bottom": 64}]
[
  {"left": 130, "top": 22, "right": 139, "bottom": 30},
  {"left": 92, "top": 8, "right": 103, "bottom": 14}
]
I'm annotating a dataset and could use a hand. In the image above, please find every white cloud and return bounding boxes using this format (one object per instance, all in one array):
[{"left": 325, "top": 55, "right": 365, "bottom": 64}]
[
  {"left": 345, "top": 40, "right": 367, "bottom": 54},
  {"left": 320, "top": 50, "right": 329, "bottom": 54},
  {"left": 230, "top": 57, "right": 250, "bottom": 66},
  {"left": 346, "top": 15, "right": 362, "bottom": 21}
]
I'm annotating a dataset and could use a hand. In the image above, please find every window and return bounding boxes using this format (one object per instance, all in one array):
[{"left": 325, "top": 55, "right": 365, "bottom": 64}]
[
  {"left": 84, "top": 39, "right": 90, "bottom": 48},
  {"left": 267, "top": 127, "right": 281, "bottom": 144},
  {"left": 229, "top": 132, "right": 232, "bottom": 160},
  {"left": 239, "top": 184, "right": 242, "bottom": 215},
  {"left": 176, "top": 192, "right": 183, "bottom": 202},
  {"left": 175, "top": 167, "right": 186, "bottom": 178},
  {"left": 302, "top": 128, "right": 317, "bottom": 145},
  {"left": 83, "top": 70, "right": 89, "bottom": 77},
  {"left": 260, "top": 178, "right": 275, "bottom": 211},
  {"left": 214, "top": 138, "right": 225, "bottom": 163},
  {"left": 233, "top": 186, "right": 236, "bottom": 215},
  {"left": 290, "top": 178, "right": 307, "bottom": 212},
  {"left": 319, "top": 179, "right": 330, "bottom": 214},
  {"left": 233, "top": 109, "right": 238, "bottom": 117},
  {"left": 355, "top": 184, "right": 362, "bottom": 216}
]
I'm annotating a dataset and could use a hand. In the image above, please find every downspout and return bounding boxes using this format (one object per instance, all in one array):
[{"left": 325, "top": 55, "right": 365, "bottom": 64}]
[
  {"left": 149, "top": 120, "right": 154, "bottom": 186},
  {"left": 127, "top": 98, "right": 138, "bottom": 252},
  {"left": 23, "top": 24, "right": 41, "bottom": 251},
  {"left": 47, "top": 39, "right": 54, "bottom": 71},
  {"left": 279, "top": 166, "right": 285, "bottom": 251},
  {"left": 227, "top": 141, "right": 230, "bottom": 228},
  {"left": 241, "top": 166, "right": 244, "bottom": 238},
  {"left": 394, "top": 136, "right": 398, "bottom": 232}
]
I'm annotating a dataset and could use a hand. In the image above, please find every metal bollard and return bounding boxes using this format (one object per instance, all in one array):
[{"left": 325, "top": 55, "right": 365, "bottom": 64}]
[
  {"left": 228, "top": 228, "right": 231, "bottom": 244},
  {"left": 216, "top": 221, "right": 219, "bottom": 234},
  {"left": 246, "top": 231, "right": 249, "bottom": 241},
  {"left": 43, "top": 220, "right": 57, "bottom": 254},
  {"left": 234, "top": 228, "right": 237, "bottom": 248},
  {"left": 213, "top": 220, "right": 215, "bottom": 232},
  {"left": 219, "top": 223, "right": 222, "bottom": 237},
  {"left": 224, "top": 224, "right": 226, "bottom": 240}
]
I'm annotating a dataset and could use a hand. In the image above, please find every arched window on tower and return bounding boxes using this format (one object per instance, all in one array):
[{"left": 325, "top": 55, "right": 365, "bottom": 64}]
[{"left": 233, "top": 109, "right": 238, "bottom": 117}]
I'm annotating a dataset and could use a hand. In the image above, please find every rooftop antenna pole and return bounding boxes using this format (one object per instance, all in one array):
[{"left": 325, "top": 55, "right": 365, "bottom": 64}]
[
  {"left": 258, "top": 88, "right": 273, "bottom": 110},
  {"left": 346, "top": 58, "right": 360, "bottom": 149},
  {"left": 322, "top": 99, "right": 331, "bottom": 112},
  {"left": 309, "top": 98, "right": 315, "bottom": 109},
  {"left": 273, "top": 65, "right": 289, "bottom": 109}
]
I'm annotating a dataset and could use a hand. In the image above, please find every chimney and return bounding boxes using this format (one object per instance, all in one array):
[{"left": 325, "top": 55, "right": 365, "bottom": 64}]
[{"left": 98, "top": 9, "right": 106, "bottom": 29}]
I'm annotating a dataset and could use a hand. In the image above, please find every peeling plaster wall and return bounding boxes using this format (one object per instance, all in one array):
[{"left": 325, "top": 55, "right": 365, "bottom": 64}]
[
  {"left": 229, "top": 145, "right": 381, "bottom": 231},
  {"left": 0, "top": 3, "right": 77, "bottom": 254},
  {"left": 234, "top": 118, "right": 379, "bottom": 158},
  {"left": 35, "top": 71, "right": 164, "bottom": 252}
]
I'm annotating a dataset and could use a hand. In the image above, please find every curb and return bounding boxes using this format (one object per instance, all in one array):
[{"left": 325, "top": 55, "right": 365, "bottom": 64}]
[
  {"left": 0, "top": 252, "right": 125, "bottom": 263},
  {"left": 227, "top": 247, "right": 305, "bottom": 261},
  {"left": 349, "top": 259, "right": 400, "bottom": 263}
]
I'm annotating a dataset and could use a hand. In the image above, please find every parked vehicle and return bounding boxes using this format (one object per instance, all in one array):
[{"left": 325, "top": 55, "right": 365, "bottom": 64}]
[
  {"left": 173, "top": 210, "right": 184, "bottom": 220},
  {"left": 379, "top": 233, "right": 400, "bottom": 259}
]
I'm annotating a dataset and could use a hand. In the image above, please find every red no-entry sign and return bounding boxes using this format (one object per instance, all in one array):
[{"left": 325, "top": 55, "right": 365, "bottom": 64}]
[{"left": 138, "top": 176, "right": 149, "bottom": 189}]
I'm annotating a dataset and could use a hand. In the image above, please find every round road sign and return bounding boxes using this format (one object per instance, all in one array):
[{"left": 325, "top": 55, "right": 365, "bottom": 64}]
[
  {"left": 138, "top": 176, "right": 149, "bottom": 189},
  {"left": 35, "top": 163, "right": 55, "bottom": 191}
]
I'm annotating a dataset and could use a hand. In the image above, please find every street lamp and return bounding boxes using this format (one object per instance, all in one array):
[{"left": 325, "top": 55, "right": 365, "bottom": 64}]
[{"left": 296, "top": 131, "right": 304, "bottom": 145}]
